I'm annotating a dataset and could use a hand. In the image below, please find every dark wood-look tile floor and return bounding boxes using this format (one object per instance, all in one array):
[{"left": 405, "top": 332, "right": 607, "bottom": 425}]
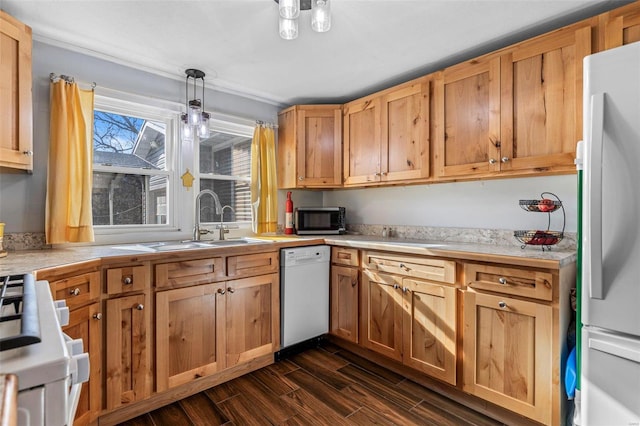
[{"left": 119, "top": 343, "right": 504, "bottom": 426}]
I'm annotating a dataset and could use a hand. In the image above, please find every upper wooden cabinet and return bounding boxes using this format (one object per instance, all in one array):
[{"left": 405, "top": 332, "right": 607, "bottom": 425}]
[
  {"left": 344, "top": 77, "right": 430, "bottom": 186},
  {"left": 0, "top": 11, "right": 33, "bottom": 171},
  {"left": 277, "top": 105, "right": 342, "bottom": 188},
  {"left": 434, "top": 22, "right": 592, "bottom": 179},
  {"left": 600, "top": 1, "right": 640, "bottom": 49}
]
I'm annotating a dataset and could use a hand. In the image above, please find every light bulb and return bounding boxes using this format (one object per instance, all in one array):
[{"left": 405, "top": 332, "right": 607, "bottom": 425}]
[
  {"left": 279, "top": 0, "right": 300, "bottom": 19},
  {"left": 311, "top": 0, "right": 331, "bottom": 33},
  {"left": 279, "top": 17, "right": 298, "bottom": 40}
]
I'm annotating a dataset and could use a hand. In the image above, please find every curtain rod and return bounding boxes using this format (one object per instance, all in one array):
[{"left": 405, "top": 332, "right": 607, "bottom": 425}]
[{"left": 49, "top": 72, "right": 97, "bottom": 89}]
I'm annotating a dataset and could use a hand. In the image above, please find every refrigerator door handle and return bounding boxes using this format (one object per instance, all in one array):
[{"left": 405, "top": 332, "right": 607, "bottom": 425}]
[
  {"left": 589, "top": 336, "right": 640, "bottom": 364},
  {"left": 588, "top": 93, "right": 605, "bottom": 299}
]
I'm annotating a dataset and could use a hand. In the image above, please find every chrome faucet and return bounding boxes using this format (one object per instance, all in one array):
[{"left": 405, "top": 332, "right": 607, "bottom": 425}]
[
  {"left": 194, "top": 189, "right": 222, "bottom": 241},
  {"left": 219, "top": 205, "right": 235, "bottom": 240}
]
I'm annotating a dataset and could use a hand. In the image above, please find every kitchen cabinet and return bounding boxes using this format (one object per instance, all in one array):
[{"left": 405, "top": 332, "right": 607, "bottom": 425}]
[
  {"left": 434, "top": 22, "right": 592, "bottom": 179},
  {"left": 462, "top": 261, "right": 571, "bottom": 425},
  {"left": 156, "top": 283, "right": 225, "bottom": 391},
  {"left": 360, "top": 251, "right": 458, "bottom": 385},
  {"left": 277, "top": 105, "right": 343, "bottom": 188},
  {"left": 343, "top": 77, "right": 430, "bottom": 186},
  {"left": 105, "top": 292, "right": 151, "bottom": 410},
  {"left": 224, "top": 273, "right": 279, "bottom": 368},
  {"left": 0, "top": 11, "right": 33, "bottom": 171},
  {"left": 35, "top": 264, "right": 102, "bottom": 425},
  {"left": 330, "top": 247, "right": 359, "bottom": 343},
  {"left": 600, "top": 1, "right": 640, "bottom": 49}
]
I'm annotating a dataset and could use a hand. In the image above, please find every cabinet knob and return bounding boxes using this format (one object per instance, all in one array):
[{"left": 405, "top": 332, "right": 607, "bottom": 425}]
[
  {"left": 374, "top": 172, "right": 382, "bottom": 176},
  {"left": 501, "top": 157, "right": 509, "bottom": 163},
  {"left": 298, "top": 176, "right": 304, "bottom": 181},
  {"left": 122, "top": 276, "right": 133, "bottom": 285},
  {"left": 69, "top": 288, "right": 81, "bottom": 296},
  {"left": 403, "top": 286, "right": 409, "bottom": 293},
  {"left": 489, "top": 158, "right": 497, "bottom": 164},
  {"left": 227, "top": 287, "right": 235, "bottom": 294},
  {"left": 498, "top": 301, "right": 507, "bottom": 309},
  {"left": 393, "top": 283, "right": 399, "bottom": 290},
  {"left": 217, "top": 288, "right": 226, "bottom": 295},
  {"left": 498, "top": 277, "right": 507, "bottom": 285},
  {"left": 136, "top": 304, "right": 144, "bottom": 311},
  {"left": 23, "top": 150, "right": 33, "bottom": 156},
  {"left": 399, "top": 263, "right": 410, "bottom": 271},
  {"left": 351, "top": 279, "right": 357, "bottom": 287},
  {"left": 93, "top": 313, "right": 102, "bottom": 320}
]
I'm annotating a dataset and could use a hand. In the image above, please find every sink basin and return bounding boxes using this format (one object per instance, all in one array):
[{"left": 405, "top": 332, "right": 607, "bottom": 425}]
[{"left": 111, "top": 237, "right": 271, "bottom": 252}]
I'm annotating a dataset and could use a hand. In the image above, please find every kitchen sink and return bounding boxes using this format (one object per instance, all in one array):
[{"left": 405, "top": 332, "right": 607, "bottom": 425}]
[{"left": 111, "top": 237, "right": 271, "bottom": 252}]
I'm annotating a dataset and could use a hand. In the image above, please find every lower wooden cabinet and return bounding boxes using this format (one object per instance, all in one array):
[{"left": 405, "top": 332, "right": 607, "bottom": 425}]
[
  {"left": 224, "top": 273, "right": 279, "bottom": 368},
  {"left": 330, "top": 265, "right": 359, "bottom": 343},
  {"left": 462, "top": 290, "right": 552, "bottom": 425},
  {"left": 155, "top": 283, "right": 225, "bottom": 391},
  {"left": 361, "top": 269, "right": 457, "bottom": 385},
  {"left": 62, "top": 303, "right": 102, "bottom": 426},
  {"left": 105, "top": 293, "right": 151, "bottom": 410}
]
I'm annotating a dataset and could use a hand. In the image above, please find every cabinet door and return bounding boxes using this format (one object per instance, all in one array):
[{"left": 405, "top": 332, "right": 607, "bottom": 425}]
[
  {"left": 330, "top": 265, "right": 359, "bottom": 343},
  {"left": 277, "top": 106, "right": 297, "bottom": 188},
  {"left": 225, "top": 273, "right": 278, "bottom": 368},
  {"left": 105, "top": 293, "right": 151, "bottom": 410},
  {"left": 49, "top": 271, "right": 100, "bottom": 310},
  {"left": 0, "top": 11, "right": 33, "bottom": 171},
  {"left": 602, "top": 2, "right": 640, "bottom": 49},
  {"left": 343, "top": 97, "right": 382, "bottom": 185},
  {"left": 402, "top": 278, "right": 456, "bottom": 385},
  {"left": 360, "top": 269, "right": 403, "bottom": 361},
  {"left": 500, "top": 23, "right": 592, "bottom": 173},
  {"left": 434, "top": 56, "right": 501, "bottom": 178},
  {"left": 463, "top": 290, "right": 552, "bottom": 424},
  {"left": 381, "top": 78, "right": 430, "bottom": 182},
  {"left": 156, "top": 283, "right": 225, "bottom": 391},
  {"left": 296, "top": 106, "right": 342, "bottom": 187},
  {"left": 63, "top": 303, "right": 102, "bottom": 426}
]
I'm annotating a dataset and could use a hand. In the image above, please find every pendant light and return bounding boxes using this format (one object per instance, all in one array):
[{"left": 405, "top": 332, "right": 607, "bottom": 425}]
[
  {"left": 181, "top": 69, "right": 210, "bottom": 142},
  {"left": 311, "top": 0, "right": 331, "bottom": 33},
  {"left": 275, "top": 0, "right": 331, "bottom": 40}
]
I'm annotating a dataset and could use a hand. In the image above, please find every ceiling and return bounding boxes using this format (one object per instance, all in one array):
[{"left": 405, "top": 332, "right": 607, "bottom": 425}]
[{"left": 1, "top": 0, "right": 631, "bottom": 107}]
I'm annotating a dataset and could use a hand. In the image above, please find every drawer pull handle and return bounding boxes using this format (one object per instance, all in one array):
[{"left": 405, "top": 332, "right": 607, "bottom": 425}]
[
  {"left": 399, "top": 263, "right": 410, "bottom": 271},
  {"left": 93, "top": 313, "right": 102, "bottom": 320},
  {"left": 70, "top": 288, "right": 81, "bottom": 296},
  {"left": 498, "top": 277, "right": 508, "bottom": 285},
  {"left": 227, "top": 287, "right": 235, "bottom": 294},
  {"left": 403, "top": 286, "right": 409, "bottom": 293},
  {"left": 498, "top": 301, "right": 507, "bottom": 309},
  {"left": 217, "top": 288, "right": 226, "bottom": 295},
  {"left": 136, "top": 304, "right": 144, "bottom": 311},
  {"left": 122, "top": 276, "right": 133, "bottom": 285}
]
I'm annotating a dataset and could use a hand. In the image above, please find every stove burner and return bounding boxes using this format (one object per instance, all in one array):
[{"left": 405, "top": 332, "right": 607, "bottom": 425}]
[{"left": 0, "top": 274, "right": 42, "bottom": 351}]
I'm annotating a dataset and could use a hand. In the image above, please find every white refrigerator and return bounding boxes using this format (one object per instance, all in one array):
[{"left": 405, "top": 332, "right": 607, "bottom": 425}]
[{"left": 581, "top": 41, "right": 640, "bottom": 425}]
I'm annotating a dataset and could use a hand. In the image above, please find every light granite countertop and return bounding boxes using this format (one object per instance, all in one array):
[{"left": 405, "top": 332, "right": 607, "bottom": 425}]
[{"left": 0, "top": 234, "right": 575, "bottom": 277}]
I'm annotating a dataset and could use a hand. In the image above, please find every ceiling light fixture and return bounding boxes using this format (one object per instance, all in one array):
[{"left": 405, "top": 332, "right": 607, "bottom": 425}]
[
  {"left": 181, "top": 68, "right": 210, "bottom": 142},
  {"left": 275, "top": 0, "right": 331, "bottom": 40}
]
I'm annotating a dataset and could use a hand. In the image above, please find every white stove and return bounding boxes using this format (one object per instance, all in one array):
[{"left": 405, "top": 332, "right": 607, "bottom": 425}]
[{"left": 0, "top": 274, "right": 89, "bottom": 426}]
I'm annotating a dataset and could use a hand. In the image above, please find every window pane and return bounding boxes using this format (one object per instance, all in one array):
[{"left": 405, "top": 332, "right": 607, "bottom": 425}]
[
  {"left": 200, "top": 179, "right": 251, "bottom": 223},
  {"left": 93, "top": 110, "right": 166, "bottom": 171},
  {"left": 199, "top": 133, "right": 251, "bottom": 176},
  {"left": 92, "top": 172, "right": 168, "bottom": 225}
]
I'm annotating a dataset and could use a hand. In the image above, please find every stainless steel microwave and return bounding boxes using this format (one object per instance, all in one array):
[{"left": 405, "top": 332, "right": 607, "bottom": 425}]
[{"left": 295, "top": 207, "right": 346, "bottom": 235}]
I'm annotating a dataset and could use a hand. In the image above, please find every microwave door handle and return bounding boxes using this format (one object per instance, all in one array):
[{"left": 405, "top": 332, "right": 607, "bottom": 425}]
[{"left": 588, "top": 93, "right": 605, "bottom": 299}]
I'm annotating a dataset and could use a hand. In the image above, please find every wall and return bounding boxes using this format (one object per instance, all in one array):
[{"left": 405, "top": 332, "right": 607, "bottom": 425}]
[
  {"left": 323, "top": 175, "right": 577, "bottom": 233},
  {"left": 0, "top": 41, "right": 280, "bottom": 234}
]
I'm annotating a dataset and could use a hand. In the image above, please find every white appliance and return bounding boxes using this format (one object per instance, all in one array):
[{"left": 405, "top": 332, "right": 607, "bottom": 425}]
[
  {"left": 0, "top": 274, "right": 89, "bottom": 426},
  {"left": 280, "top": 245, "right": 330, "bottom": 348},
  {"left": 581, "top": 41, "right": 640, "bottom": 425}
]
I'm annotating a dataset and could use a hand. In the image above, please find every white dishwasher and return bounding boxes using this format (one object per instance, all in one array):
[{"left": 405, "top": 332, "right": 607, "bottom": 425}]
[{"left": 280, "top": 245, "right": 330, "bottom": 349}]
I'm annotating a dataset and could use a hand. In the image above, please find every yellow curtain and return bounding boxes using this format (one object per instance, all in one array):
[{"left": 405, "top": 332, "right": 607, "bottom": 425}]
[
  {"left": 250, "top": 125, "right": 278, "bottom": 234},
  {"left": 45, "top": 81, "right": 95, "bottom": 244}
]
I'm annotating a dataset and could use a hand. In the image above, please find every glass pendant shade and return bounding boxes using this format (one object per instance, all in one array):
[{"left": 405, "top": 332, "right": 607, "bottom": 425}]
[
  {"left": 188, "top": 100, "right": 202, "bottom": 126},
  {"left": 311, "top": 0, "right": 331, "bottom": 32},
  {"left": 181, "top": 114, "right": 194, "bottom": 143},
  {"left": 198, "top": 112, "right": 211, "bottom": 139},
  {"left": 279, "top": 17, "right": 298, "bottom": 40},
  {"left": 279, "top": 0, "right": 300, "bottom": 19}
]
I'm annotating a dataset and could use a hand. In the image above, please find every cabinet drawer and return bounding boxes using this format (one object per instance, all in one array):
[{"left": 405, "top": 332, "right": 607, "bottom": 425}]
[
  {"left": 227, "top": 251, "right": 278, "bottom": 278},
  {"left": 50, "top": 272, "right": 100, "bottom": 309},
  {"left": 331, "top": 247, "right": 359, "bottom": 266},
  {"left": 362, "top": 251, "right": 455, "bottom": 284},
  {"left": 464, "top": 263, "right": 553, "bottom": 301},
  {"left": 155, "top": 258, "right": 224, "bottom": 289},
  {"left": 106, "top": 265, "right": 149, "bottom": 295}
]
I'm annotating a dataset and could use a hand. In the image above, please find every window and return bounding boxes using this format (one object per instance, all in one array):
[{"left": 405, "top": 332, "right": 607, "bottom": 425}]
[
  {"left": 198, "top": 123, "right": 254, "bottom": 225},
  {"left": 92, "top": 96, "right": 176, "bottom": 230}
]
